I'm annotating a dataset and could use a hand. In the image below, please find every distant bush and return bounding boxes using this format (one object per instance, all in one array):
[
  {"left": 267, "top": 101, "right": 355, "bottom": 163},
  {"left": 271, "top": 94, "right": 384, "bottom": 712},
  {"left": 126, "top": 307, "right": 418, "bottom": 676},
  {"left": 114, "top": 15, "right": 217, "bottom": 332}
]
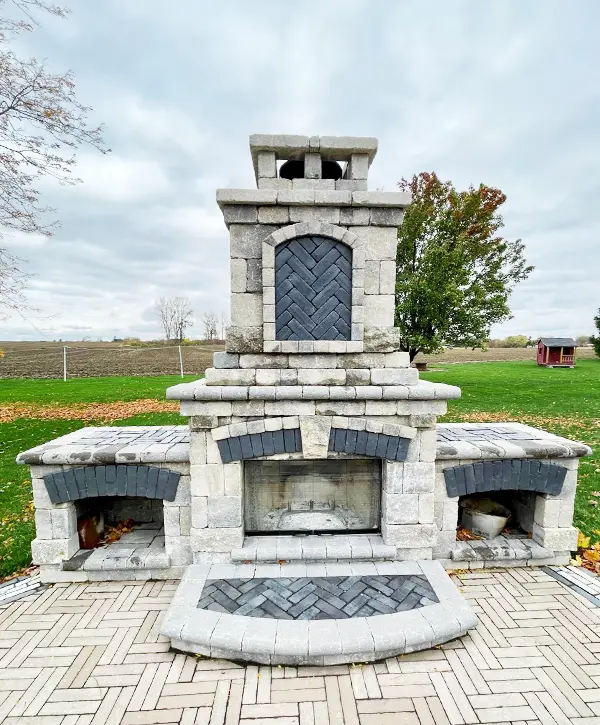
[
  {"left": 488, "top": 335, "right": 530, "bottom": 348},
  {"left": 591, "top": 309, "right": 600, "bottom": 358}
]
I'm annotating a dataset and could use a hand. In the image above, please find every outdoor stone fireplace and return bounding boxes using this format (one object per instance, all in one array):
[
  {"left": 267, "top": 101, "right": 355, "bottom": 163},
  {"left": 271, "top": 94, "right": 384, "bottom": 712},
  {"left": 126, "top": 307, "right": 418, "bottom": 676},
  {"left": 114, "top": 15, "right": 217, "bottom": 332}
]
[{"left": 17, "top": 135, "right": 590, "bottom": 591}]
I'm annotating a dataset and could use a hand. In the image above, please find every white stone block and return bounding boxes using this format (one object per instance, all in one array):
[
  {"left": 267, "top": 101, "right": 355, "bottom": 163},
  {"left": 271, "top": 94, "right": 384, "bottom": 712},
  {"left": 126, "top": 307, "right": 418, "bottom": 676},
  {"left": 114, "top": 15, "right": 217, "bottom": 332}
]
[
  {"left": 189, "top": 432, "right": 207, "bottom": 465},
  {"left": 384, "top": 352, "right": 410, "bottom": 368},
  {"left": 534, "top": 496, "right": 561, "bottom": 528},
  {"left": 31, "top": 535, "right": 79, "bottom": 565},
  {"left": 299, "top": 416, "right": 331, "bottom": 459},
  {"left": 346, "top": 153, "right": 369, "bottom": 180},
  {"left": 224, "top": 462, "right": 243, "bottom": 496},
  {"left": 297, "top": 369, "right": 345, "bottom": 386},
  {"left": 558, "top": 499, "right": 575, "bottom": 528},
  {"left": 205, "top": 368, "right": 256, "bottom": 386},
  {"left": 52, "top": 508, "right": 77, "bottom": 539},
  {"left": 383, "top": 461, "right": 403, "bottom": 494},
  {"left": 35, "top": 509, "right": 53, "bottom": 539},
  {"left": 364, "top": 260, "right": 380, "bottom": 294},
  {"left": 255, "top": 369, "right": 281, "bottom": 386},
  {"left": 379, "top": 261, "right": 396, "bottom": 294},
  {"left": 354, "top": 226, "right": 397, "bottom": 261},
  {"left": 364, "top": 295, "right": 395, "bottom": 327},
  {"left": 207, "top": 496, "right": 242, "bottom": 528},
  {"left": 402, "top": 462, "right": 435, "bottom": 494},
  {"left": 418, "top": 429, "right": 437, "bottom": 462},
  {"left": 32, "top": 478, "right": 53, "bottom": 509},
  {"left": 206, "top": 434, "right": 222, "bottom": 464},
  {"left": 230, "top": 258, "right": 247, "bottom": 293},
  {"left": 231, "top": 293, "right": 263, "bottom": 327},
  {"left": 395, "top": 548, "right": 433, "bottom": 561},
  {"left": 364, "top": 401, "right": 397, "bottom": 416},
  {"left": 166, "top": 537, "right": 192, "bottom": 566},
  {"left": 190, "top": 527, "right": 244, "bottom": 552},
  {"left": 163, "top": 507, "right": 181, "bottom": 536},
  {"left": 191, "top": 496, "right": 208, "bottom": 528},
  {"left": 304, "top": 152, "right": 322, "bottom": 179},
  {"left": 257, "top": 150, "right": 276, "bottom": 178},
  {"left": 381, "top": 523, "right": 436, "bottom": 548},
  {"left": 371, "top": 368, "right": 419, "bottom": 386},
  {"left": 383, "top": 493, "right": 419, "bottom": 524},
  {"left": 190, "top": 464, "right": 224, "bottom": 497},
  {"left": 265, "top": 401, "right": 316, "bottom": 416},
  {"left": 179, "top": 507, "right": 192, "bottom": 536},
  {"left": 418, "top": 494, "right": 435, "bottom": 524},
  {"left": 533, "top": 525, "right": 578, "bottom": 551}
]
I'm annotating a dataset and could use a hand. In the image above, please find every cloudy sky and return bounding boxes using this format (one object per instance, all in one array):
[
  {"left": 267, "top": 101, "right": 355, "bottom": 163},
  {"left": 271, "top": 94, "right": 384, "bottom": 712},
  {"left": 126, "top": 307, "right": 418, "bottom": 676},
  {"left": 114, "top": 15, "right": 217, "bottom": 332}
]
[{"left": 2, "top": 0, "right": 599, "bottom": 341}]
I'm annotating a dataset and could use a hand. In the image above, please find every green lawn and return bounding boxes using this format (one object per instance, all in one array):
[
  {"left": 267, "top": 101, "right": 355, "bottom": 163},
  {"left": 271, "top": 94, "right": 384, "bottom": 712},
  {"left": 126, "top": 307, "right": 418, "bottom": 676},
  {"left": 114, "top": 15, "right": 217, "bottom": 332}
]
[
  {"left": 422, "top": 358, "right": 600, "bottom": 542},
  {"left": 0, "top": 374, "right": 198, "bottom": 404},
  {"left": 0, "top": 363, "right": 598, "bottom": 579}
]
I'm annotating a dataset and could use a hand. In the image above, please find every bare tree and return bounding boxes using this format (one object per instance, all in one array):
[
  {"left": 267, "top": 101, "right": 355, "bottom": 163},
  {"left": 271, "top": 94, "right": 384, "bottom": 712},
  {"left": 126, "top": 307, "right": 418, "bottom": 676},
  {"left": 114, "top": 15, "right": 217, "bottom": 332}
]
[
  {"left": 202, "top": 311, "right": 218, "bottom": 341},
  {"left": 219, "top": 312, "right": 228, "bottom": 341},
  {"left": 0, "top": 0, "right": 108, "bottom": 315},
  {"left": 155, "top": 296, "right": 175, "bottom": 340},
  {"left": 0, "top": 247, "right": 29, "bottom": 319},
  {"left": 171, "top": 297, "right": 193, "bottom": 341}
]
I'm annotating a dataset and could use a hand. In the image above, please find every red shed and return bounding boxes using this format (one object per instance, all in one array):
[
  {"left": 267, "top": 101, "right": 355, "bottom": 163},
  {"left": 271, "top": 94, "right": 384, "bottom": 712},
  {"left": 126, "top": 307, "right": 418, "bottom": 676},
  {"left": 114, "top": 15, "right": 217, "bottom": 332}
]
[{"left": 537, "top": 337, "right": 576, "bottom": 368}]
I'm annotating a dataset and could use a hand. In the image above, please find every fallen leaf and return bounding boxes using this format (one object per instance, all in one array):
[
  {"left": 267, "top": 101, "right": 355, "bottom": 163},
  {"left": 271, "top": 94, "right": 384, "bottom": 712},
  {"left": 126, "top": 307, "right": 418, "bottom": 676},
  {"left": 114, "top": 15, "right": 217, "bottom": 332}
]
[{"left": 578, "top": 532, "right": 591, "bottom": 549}]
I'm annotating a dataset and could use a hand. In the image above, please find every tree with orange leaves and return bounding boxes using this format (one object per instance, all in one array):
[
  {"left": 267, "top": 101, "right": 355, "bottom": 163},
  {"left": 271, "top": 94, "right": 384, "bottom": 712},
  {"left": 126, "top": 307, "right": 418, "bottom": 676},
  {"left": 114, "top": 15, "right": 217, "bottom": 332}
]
[{"left": 395, "top": 172, "right": 533, "bottom": 361}]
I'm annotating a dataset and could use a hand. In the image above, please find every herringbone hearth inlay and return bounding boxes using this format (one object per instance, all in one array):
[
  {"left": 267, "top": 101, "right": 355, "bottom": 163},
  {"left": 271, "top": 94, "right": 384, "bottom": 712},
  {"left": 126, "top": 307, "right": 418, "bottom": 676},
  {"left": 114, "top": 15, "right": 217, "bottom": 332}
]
[
  {"left": 275, "top": 236, "right": 352, "bottom": 341},
  {"left": 196, "top": 574, "right": 438, "bottom": 620}
]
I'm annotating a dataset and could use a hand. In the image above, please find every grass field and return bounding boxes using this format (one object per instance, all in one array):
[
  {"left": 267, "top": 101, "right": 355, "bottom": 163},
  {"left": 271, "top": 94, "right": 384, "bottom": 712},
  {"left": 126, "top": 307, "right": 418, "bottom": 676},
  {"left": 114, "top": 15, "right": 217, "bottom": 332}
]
[{"left": 0, "top": 360, "right": 598, "bottom": 579}]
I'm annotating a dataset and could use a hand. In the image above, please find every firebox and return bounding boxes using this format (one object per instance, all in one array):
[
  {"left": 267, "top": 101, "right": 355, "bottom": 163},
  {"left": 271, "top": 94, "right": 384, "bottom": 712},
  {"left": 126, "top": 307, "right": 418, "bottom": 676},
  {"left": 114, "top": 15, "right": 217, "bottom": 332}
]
[{"left": 244, "top": 459, "right": 381, "bottom": 535}]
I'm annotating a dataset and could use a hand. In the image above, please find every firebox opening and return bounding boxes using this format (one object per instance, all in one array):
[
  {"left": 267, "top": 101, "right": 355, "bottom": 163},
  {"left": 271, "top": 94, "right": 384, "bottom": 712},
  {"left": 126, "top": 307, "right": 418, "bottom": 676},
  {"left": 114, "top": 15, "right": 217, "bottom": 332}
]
[
  {"left": 75, "top": 496, "right": 165, "bottom": 550},
  {"left": 244, "top": 459, "right": 381, "bottom": 535},
  {"left": 457, "top": 490, "right": 537, "bottom": 541}
]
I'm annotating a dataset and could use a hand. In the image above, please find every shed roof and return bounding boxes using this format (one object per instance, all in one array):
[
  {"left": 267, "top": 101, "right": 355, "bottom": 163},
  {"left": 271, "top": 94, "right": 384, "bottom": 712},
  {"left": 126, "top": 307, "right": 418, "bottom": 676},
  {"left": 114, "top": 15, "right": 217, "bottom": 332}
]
[{"left": 539, "top": 337, "right": 577, "bottom": 347}]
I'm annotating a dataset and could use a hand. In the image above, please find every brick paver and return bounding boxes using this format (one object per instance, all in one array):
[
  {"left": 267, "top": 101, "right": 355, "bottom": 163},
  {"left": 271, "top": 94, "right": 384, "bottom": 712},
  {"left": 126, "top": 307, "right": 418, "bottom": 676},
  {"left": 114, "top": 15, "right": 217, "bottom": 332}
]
[{"left": 0, "top": 568, "right": 598, "bottom": 724}]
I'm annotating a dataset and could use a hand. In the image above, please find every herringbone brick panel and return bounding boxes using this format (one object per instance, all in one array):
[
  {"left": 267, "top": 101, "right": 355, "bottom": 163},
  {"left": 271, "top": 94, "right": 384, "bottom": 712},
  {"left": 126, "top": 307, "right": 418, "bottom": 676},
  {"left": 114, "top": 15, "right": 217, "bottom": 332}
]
[
  {"left": 196, "top": 574, "right": 438, "bottom": 619},
  {"left": 275, "top": 236, "right": 352, "bottom": 341},
  {"left": 0, "top": 568, "right": 599, "bottom": 724}
]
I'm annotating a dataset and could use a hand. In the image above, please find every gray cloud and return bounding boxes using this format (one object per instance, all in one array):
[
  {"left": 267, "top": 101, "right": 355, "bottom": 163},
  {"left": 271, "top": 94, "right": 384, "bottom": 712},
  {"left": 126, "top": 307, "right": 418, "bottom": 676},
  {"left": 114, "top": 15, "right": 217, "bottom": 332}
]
[{"left": 2, "top": 0, "right": 599, "bottom": 341}]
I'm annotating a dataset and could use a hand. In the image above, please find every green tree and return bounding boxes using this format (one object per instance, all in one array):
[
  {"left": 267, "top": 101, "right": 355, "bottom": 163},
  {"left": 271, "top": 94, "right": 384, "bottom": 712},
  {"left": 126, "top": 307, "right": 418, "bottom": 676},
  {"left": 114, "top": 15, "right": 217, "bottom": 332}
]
[
  {"left": 395, "top": 172, "right": 533, "bottom": 361},
  {"left": 502, "top": 335, "right": 529, "bottom": 348},
  {"left": 590, "top": 309, "right": 600, "bottom": 358}
]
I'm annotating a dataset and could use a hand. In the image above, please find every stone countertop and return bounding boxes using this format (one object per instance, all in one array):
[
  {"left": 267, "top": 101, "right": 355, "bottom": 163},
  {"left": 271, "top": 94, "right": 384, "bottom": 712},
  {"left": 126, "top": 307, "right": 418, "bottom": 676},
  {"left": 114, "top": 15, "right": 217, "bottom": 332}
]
[
  {"left": 165, "top": 378, "right": 462, "bottom": 402},
  {"left": 16, "top": 422, "right": 591, "bottom": 466},
  {"left": 436, "top": 422, "right": 591, "bottom": 459},
  {"left": 15, "top": 426, "right": 190, "bottom": 466}
]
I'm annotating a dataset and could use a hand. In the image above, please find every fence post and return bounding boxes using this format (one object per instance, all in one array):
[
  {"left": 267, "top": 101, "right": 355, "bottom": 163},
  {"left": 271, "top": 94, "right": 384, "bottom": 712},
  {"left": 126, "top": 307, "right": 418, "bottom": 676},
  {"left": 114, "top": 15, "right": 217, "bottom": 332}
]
[
  {"left": 63, "top": 346, "right": 67, "bottom": 382},
  {"left": 178, "top": 345, "right": 184, "bottom": 378}
]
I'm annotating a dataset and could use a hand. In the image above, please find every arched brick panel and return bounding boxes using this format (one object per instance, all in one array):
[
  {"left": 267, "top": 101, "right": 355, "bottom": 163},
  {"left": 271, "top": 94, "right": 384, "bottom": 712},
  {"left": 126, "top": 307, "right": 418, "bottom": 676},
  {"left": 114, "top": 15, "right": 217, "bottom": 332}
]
[
  {"left": 275, "top": 236, "right": 352, "bottom": 341},
  {"left": 217, "top": 428, "right": 302, "bottom": 463},
  {"left": 443, "top": 460, "right": 567, "bottom": 498},
  {"left": 328, "top": 428, "right": 410, "bottom": 461},
  {"left": 42, "top": 465, "right": 181, "bottom": 504}
]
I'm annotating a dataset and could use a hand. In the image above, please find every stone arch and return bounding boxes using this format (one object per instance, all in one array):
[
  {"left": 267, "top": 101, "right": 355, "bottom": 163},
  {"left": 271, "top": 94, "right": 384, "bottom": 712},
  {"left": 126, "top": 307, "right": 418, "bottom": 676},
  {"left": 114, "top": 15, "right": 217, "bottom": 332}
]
[
  {"left": 443, "top": 460, "right": 567, "bottom": 498},
  {"left": 42, "top": 465, "right": 181, "bottom": 504}
]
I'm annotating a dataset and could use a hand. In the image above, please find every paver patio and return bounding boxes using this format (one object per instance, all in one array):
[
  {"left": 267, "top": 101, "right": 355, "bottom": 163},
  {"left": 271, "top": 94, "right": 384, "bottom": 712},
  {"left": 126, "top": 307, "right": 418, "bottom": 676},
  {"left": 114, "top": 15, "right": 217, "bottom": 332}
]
[{"left": 0, "top": 567, "right": 598, "bottom": 725}]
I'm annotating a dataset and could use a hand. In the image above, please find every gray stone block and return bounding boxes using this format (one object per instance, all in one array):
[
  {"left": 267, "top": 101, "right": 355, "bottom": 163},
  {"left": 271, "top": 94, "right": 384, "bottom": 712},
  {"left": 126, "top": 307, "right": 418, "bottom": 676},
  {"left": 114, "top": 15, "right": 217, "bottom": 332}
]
[
  {"left": 213, "top": 352, "right": 240, "bottom": 369},
  {"left": 363, "top": 326, "right": 400, "bottom": 352},
  {"left": 226, "top": 326, "right": 263, "bottom": 353},
  {"left": 223, "top": 205, "right": 258, "bottom": 225},
  {"left": 230, "top": 224, "right": 277, "bottom": 259},
  {"left": 258, "top": 206, "right": 289, "bottom": 225},
  {"left": 207, "top": 496, "right": 242, "bottom": 528}
]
